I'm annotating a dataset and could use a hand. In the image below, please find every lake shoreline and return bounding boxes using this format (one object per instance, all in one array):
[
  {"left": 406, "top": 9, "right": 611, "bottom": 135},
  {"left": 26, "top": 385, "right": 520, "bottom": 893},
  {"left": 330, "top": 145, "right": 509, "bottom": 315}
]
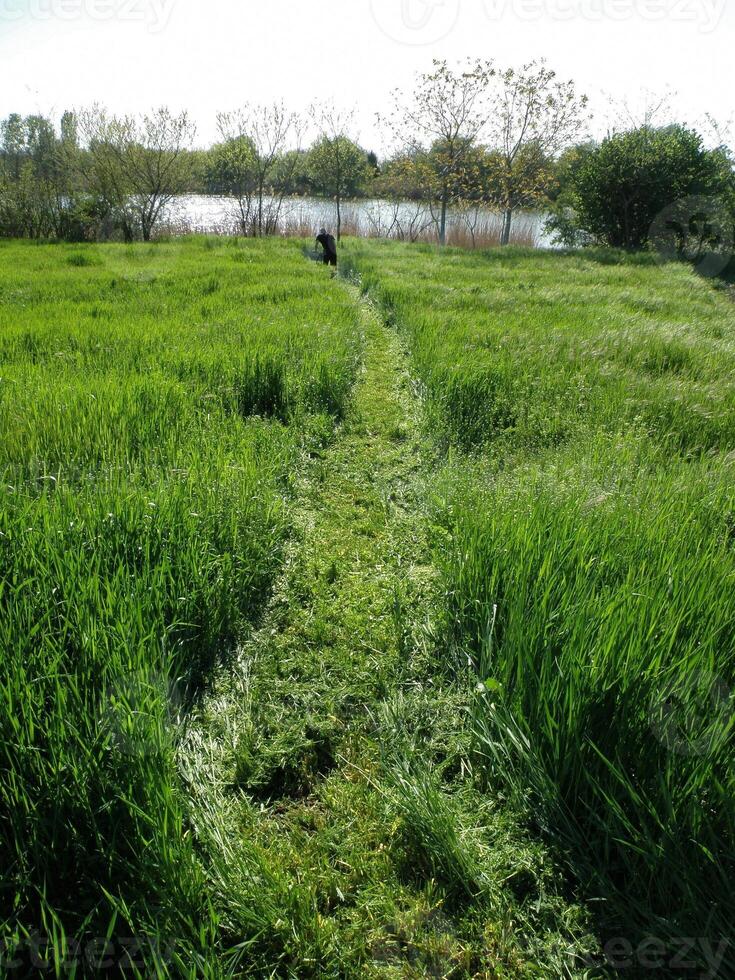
[{"left": 162, "top": 194, "right": 553, "bottom": 249}]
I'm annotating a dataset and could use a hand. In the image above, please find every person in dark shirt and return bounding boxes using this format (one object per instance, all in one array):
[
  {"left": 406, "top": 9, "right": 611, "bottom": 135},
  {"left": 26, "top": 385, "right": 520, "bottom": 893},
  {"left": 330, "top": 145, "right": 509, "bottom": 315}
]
[{"left": 316, "top": 228, "right": 337, "bottom": 267}]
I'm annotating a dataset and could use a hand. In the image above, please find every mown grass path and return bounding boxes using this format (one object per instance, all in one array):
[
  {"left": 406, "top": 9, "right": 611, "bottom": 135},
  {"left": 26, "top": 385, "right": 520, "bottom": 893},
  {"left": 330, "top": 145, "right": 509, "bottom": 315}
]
[
  {"left": 180, "top": 287, "right": 444, "bottom": 974},
  {"left": 180, "top": 283, "right": 592, "bottom": 978}
]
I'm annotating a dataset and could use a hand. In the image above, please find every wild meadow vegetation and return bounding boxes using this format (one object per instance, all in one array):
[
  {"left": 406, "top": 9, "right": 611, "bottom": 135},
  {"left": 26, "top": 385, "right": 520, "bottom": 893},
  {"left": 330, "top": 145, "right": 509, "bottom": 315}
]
[
  {"left": 344, "top": 240, "right": 735, "bottom": 968},
  {"left": 0, "top": 237, "right": 360, "bottom": 970},
  {"left": 1, "top": 232, "right": 733, "bottom": 976}
]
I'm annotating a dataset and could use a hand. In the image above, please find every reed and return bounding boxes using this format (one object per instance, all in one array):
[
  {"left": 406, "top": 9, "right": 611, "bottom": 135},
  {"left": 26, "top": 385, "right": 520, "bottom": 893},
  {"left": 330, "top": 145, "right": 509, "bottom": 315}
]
[{"left": 155, "top": 201, "right": 539, "bottom": 249}]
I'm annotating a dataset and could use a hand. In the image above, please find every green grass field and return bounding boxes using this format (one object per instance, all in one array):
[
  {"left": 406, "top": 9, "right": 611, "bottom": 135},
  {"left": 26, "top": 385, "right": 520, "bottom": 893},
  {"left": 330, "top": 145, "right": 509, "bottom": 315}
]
[
  {"left": 344, "top": 240, "right": 735, "bottom": 970},
  {"left": 0, "top": 238, "right": 361, "bottom": 972},
  {"left": 1, "top": 236, "right": 733, "bottom": 976}
]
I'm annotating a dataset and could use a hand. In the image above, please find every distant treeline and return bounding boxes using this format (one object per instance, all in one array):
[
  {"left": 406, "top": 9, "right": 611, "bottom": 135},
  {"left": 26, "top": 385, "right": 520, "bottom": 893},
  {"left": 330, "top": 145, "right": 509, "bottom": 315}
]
[{"left": 1, "top": 59, "right": 734, "bottom": 261}]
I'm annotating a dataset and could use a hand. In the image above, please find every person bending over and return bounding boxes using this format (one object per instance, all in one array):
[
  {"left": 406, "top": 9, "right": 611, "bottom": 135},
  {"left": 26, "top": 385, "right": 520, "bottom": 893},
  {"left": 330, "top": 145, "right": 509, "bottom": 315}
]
[{"left": 316, "top": 228, "right": 337, "bottom": 266}]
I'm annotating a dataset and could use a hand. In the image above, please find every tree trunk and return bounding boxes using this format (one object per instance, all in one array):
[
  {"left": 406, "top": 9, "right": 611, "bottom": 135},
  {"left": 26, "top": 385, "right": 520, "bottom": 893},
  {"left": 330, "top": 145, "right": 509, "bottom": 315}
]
[
  {"left": 336, "top": 193, "right": 342, "bottom": 242},
  {"left": 257, "top": 179, "right": 264, "bottom": 237},
  {"left": 500, "top": 208, "right": 513, "bottom": 246},
  {"left": 439, "top": 191, "right": 448, "bottom": 246},
  {"left": 624, "top": 200, "right": 634, "bottom": 250}
]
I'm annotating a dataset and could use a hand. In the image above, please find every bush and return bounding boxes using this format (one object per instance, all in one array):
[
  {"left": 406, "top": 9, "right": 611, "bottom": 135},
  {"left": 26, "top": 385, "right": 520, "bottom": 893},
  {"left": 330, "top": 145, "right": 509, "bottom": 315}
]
[{"left": 547, "top": 125, "right": 734, "bottom": 253}]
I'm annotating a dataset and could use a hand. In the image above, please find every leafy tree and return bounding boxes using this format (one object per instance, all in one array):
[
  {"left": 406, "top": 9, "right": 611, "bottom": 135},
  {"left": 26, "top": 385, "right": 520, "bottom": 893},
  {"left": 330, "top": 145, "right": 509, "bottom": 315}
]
[
  {"left": 273, "top": 149, "right": 310, "bottom": 197},
  {"left": 547, "top": 142, "right": 597, "bottom": 203},
  {"left": 0, "top": 163, "right": 46, "bottom": 237},
  {"left": 307, "top": 107, "right": 369, "bottom": 240},
  {"left": 216, "top": 104, "right": 303, "bottom": 236},
  {"left": 707, "top": 122, "right": 735, "bottom": 271},
  {"left": 60, "top": 110, "right": 78, "bottom": 149},
  {"left": 0, "top": 114, "right": 26, "bottom": 179},
  {"left": 0, "top": 112, "right": 87, "bottom": 240},
  {"left": 205, "top": 136, "right": 258, "bottom": 233},
  {"left": 182, "top": 148, "right": 212, "bottom": 194},
  {"left": 206, "top": 137, "right": 256, "bottom": 194},
  {"left": 24, "top": 116, "right": 59, "bottom": 182},
  {"left": 373, "top": 153, "right": 425, "bottom": 202},
  {"left": 553, "top": 125, "right": 731, "bottom": 251}
]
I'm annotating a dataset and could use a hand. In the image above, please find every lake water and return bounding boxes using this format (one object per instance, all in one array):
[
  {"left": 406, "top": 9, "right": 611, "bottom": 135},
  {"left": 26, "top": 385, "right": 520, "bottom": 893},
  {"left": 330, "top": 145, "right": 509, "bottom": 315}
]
[{"left": 164, "top": 195, "right": 554, "bottom": 248}]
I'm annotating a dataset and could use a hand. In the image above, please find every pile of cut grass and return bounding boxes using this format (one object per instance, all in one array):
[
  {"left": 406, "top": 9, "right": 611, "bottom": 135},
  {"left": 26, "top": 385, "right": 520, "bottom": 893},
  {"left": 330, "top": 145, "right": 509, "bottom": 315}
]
[
  {"left": 345, "top": 239, "right": 735, "bottom": 968},
  {"left": 0, "top": 237, "right": 360, "bottom": 970}
]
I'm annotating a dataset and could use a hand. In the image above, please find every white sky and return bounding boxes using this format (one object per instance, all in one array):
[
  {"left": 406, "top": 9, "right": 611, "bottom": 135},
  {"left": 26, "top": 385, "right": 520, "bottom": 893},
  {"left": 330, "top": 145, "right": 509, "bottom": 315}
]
[{"left": 0, "top": 0, "right": 733, "bottom": 153}]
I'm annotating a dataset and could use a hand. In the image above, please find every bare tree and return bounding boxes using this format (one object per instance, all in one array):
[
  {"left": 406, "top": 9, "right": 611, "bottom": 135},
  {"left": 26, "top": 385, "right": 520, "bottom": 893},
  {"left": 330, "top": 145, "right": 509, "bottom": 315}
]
[
  {"left": 364, "top": 198, "right": 406, "bottom": 240},
  {"left": 602, "top": 87, "right": 677, "bottom": 135},
  {"left": 382, "top": 58, "right": 496, "bottom": 245},
  {"left": 454, "top": 199, "right": 485, "bottom": 248},
  {"left": 216, "top": 103, "right": 303, "bottom": 236},
  {"left": 80, "top": 105, "right": 196, "bottom": 241},
  {"left": 486, "top": 61, "right": 589, "bottom": 245},
  {"left": 703, "top": 113, "right": 734, "bottom": 153}
]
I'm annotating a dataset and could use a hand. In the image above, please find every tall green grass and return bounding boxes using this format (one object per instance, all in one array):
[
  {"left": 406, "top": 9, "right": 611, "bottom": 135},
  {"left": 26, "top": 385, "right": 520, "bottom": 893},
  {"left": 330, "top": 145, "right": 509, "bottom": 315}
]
[
  {"left": 0, "top": 237, "right": 360, "bottom": 969},
  {"left": 345, "top": 240, "right": 735, "bottom": 965},
  {"left": 345, "top": 242, "right": 735, "bottom": 455}
]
